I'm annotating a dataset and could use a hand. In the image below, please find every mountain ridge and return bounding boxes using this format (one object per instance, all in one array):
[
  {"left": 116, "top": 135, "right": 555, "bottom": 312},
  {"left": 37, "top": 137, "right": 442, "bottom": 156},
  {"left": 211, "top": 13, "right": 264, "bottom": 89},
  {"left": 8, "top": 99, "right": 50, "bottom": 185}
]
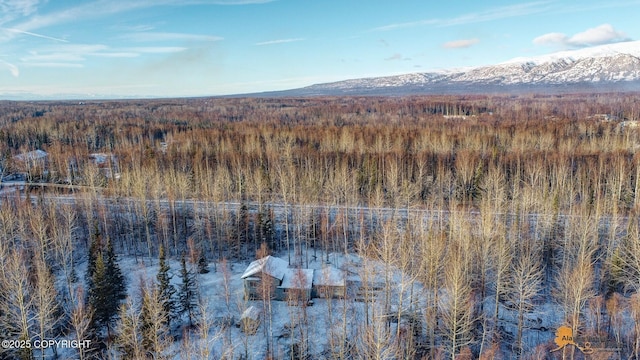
[{"left": 258, "top": 40, "right": 640, "bottom": 97}]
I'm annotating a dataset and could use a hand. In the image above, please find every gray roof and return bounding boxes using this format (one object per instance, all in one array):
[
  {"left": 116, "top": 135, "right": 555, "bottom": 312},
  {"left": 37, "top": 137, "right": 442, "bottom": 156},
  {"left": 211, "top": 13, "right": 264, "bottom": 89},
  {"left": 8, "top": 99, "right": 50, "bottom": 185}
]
[
  {"left": 241, "top": 255, "right": 289, "bottom": 280},
  {"left": 14, "top": 150, "right": 47, "bottom": 162},
  {"left": 280, "top": 268, "right": 314, "bottom": 290},
  {"left": 89, "top": 153, "right": 117, "bottom": 166},
  {"left": 241, "top": 306, "right": 261, "bottom": 321},
  {"left": 313, "top": 266, "right": 346, "bottom": 287}
]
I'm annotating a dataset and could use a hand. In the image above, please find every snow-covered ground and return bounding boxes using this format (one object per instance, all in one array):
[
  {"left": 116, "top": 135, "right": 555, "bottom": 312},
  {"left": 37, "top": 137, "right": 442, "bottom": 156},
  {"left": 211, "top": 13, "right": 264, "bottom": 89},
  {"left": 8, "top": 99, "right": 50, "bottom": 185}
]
[
  {"left": 112, "top": 249, "right": 424, "bottom": 359},
  {"left": 53, "top": 247, "right": 628, "bottom": 359}
]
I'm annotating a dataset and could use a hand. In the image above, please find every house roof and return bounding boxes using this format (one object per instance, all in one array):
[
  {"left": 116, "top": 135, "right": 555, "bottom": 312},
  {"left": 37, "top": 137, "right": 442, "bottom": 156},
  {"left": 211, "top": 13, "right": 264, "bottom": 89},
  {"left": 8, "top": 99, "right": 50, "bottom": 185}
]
[
  {"left": 89, "top": 153, "right": 117, "bottom": 166},
  {"left": 14, "top": 150, "right": 47, "bottom": 162},
  {"left": 313, "top": 266, "right": 346, "bottom": 287},
  {"left": 241, "top": 306, "right": 261, "bottom": 321},
  {"left": 241, "top": 255, "right": 289, "bottom": 281},
  {"left": 280, "top": 268, "right": 314, "bottom": 290}
]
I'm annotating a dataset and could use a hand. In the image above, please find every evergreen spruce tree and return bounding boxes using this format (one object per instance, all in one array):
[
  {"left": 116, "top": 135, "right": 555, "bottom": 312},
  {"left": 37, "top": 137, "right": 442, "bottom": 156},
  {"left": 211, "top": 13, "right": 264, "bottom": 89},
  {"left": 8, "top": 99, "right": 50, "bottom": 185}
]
[
  {"left": 156, "top": 245, "right": 177, "bottom": 328},
  {"left": 89, "top": 255, "right": 111, "bottom": 333},
  {"left": 178, "top": 254, "right": 199, "bottom": 328},
  {"left": 85, "top": 222, "right": 102, "bottom": 293},
  {"left": 105, "top": 240, "right": 127, "bottom": 306},
  {"left": 238, "top": 202, "right": 249, "bottom": 245},
  {"left": 258, "top": 206, "right": 275, "bottom": 249},
  {"left": 86, "top": 232, "right": 127, "bottom": 339},
  {"left": 197, "top": 250, "right": 209, "bottom": 274}
]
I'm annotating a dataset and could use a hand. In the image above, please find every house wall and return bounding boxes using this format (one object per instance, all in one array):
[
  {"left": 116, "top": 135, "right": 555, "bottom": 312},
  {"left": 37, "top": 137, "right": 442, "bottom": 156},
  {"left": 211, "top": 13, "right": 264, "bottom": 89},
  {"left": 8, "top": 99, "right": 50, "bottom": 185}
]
[
  {"left": 279, "top": 288, "right": 312, "bottom": 303},
  {"left": 312, "top": 285, "right": 346, "bottom": 299},
  {"left": 240, "top": 317, "right": 260, "bottom": 334},
  {"left": 14, "top": 158, "right": 48, "bottom": 181},
  {"left": 243, "top": 273, "right": 280, "bottom": 300}
]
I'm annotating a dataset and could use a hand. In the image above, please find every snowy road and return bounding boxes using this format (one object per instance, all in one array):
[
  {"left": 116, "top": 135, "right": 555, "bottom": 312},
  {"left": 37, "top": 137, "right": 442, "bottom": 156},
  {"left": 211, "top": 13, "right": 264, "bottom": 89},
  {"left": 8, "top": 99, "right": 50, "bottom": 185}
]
[{"left": 1, "top": 185, "right": 626, "bottom": 228}]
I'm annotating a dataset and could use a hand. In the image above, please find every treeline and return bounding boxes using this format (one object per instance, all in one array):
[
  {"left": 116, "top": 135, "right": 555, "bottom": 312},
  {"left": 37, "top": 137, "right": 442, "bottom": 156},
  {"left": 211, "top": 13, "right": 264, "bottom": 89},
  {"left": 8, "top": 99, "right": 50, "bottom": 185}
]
[
  {"left": 1, "top": 94, "right": 640, "bottom": 213},
  {"left": 1, "top": 94, "right": 640, "bottom": 358}
]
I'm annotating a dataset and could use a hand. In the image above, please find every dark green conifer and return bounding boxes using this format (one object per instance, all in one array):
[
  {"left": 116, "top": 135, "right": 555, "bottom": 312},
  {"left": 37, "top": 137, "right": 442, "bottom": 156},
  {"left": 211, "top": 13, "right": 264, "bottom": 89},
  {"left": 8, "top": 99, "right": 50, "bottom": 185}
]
[
  {"left": 197, "top": 250, "right": 209, "bottom": 274},
  {"left": 178, "top": 254, "right": 199, "bottom": 328},
  {"left": 156, "top": 245, "right": 177, "bottom": 328},
  {"left": 86, "top": 227, "right": 126, "bottom": 339}
]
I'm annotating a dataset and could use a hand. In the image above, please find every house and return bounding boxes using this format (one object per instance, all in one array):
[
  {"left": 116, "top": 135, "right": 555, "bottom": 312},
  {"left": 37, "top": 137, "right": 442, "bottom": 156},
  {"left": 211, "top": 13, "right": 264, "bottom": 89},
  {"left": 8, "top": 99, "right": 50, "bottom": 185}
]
[
  {"left": 14, "top": 149, "right": 48, "bottom": 165},
  {"left": 88, "top": 153, "right": 120, "bottom": 179},
  {"left": 241, "top": 255, "right": 288, "bottom": 300},
  {"left": 12, "top": 150, "right": 48, "bottom": 180},
  {"left": 345, "top": 272, "right": 385, "bottom": 302},
  {"left": 278, "top": 268, "right": 314, "bottom": 303},
  {"left": 312, "top": 266, "right": 346, "bottom": 299},
  {"left": 240, "top": 306, "right": 261, "bottom": 334},
  {"left": 241, "top": 256, "right": 348, "bottom": 302}
]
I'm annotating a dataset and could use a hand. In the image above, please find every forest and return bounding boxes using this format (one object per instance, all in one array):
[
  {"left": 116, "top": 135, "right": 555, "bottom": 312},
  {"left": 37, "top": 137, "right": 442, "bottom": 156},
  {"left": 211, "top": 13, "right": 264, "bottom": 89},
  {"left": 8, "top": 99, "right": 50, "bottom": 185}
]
[{"left": 1, "top": 93, "right": 640, "bottom": 359}]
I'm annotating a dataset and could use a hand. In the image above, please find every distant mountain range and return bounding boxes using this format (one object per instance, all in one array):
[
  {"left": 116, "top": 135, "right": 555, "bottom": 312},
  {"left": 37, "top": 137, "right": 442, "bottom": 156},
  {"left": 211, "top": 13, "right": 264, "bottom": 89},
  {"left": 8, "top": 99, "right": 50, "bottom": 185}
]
[
  {"left": 257, "top": 40, "right": 640, "bottom": 96},
  {"left": 5, "top": 41, "right": 640, "bottom": 100}
]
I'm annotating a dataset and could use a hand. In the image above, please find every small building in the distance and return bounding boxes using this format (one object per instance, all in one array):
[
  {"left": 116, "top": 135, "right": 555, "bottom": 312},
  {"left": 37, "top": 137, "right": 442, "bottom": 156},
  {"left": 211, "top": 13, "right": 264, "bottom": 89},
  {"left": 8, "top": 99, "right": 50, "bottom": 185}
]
[
  {"left": 88, "top": 153, "right": 120, "bottom": 179},
  {"left": 240, "top": 306, "right": 261, "bottom": 335},
  {"left": 12, "top": 150, "right": 49, "bottom": 181}
]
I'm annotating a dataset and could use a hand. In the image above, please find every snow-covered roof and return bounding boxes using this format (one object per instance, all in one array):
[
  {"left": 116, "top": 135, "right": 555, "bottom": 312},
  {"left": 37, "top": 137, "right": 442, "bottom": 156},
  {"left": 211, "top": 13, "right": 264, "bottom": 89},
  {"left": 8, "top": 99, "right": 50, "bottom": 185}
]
[
  {"left": 14, "top": 150, "right": 47, "bottom": 162},
  {"left": 241, "top": 255, "right": 289, "bottom": 281},
  {"left": 241, "top": 306, "right": 261, "bottom": 321},
  {"left": 313, "top": 266, "right": 346, "bottom": 287},
  {"left": 89, "top": 153, "right": 117, "bottom": 165},
  {"left": 280, "top": 268, "right": 314, "bottom": 290}
]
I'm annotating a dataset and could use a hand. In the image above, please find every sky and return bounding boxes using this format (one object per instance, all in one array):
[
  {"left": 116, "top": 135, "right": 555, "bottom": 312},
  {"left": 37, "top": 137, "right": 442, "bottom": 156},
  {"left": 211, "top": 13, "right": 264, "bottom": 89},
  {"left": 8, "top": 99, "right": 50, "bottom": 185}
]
[{"left": 0, "top": 0, "right": 639, "bottom": 99}]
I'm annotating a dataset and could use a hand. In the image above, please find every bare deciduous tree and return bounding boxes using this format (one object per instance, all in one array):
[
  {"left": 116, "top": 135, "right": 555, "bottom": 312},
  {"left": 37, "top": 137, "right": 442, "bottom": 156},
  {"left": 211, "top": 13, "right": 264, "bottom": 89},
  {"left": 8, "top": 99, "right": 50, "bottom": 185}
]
[
  {"left": 439, "top": 241, "right": 475, "bottom": 360},
  {"left": 506, "top": 246, "right": 543, "bottom": 356}
]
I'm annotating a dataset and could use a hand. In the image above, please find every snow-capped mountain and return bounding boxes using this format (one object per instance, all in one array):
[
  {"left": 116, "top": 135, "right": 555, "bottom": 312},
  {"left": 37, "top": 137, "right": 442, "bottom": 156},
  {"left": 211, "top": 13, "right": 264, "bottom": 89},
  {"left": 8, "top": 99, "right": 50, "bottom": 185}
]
[{"left": 284, "top": 41, "right": 640, "bottom": 96}]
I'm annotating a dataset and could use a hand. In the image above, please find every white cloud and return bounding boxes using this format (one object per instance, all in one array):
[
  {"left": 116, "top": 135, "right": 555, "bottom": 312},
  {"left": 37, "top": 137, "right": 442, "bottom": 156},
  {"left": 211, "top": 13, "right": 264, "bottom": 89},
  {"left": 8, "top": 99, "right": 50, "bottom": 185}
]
[
  {"left": 195, "top": 0, "right": 276, "bottom": 4},
  {"left": 0, "top": 59, "right": 19, "bottom": 77},
  {"left": 19, "top": 44, "right": 187, "bottom": 68},
  {"left": 122, "top": 32, "right": 223, "bottom": 43},
  {"left": 20, "top": 44, "right": 107, "bottom": 64},
  {"left": 372, "top": 19, "right": 437, "bottom": 32},
  {"left": 111, "top": 24, "right": 156, "bottom": 32},
  {"left": 570, "top": 24, "right": 628, "bottom": 45},
  {"left": 442, "top": 38, "right": 480, "bottom": 49},
  {"left": 440, "top": 1, "right": 552, "bottom": 27},
  {"left": 0, "top": 0, "right": 40, "bottom": 25},
  {"left": 533, "top": 24, "right": 630, "bottom": 48},
  {"left": 91, "top": 52, "right": 139, "bottom": 58},
  {"left": 2, "top": 27, "right": 68, "bottom": 42},
  {"left": 129, "top": 47, "right": 187, "bottom": 53},
  {"left": 371, "top": 1, "right": 552, "bottom": 31},
  {"left": 532, "top": 32, "right": 568, "bottom": 45},
  {"left": 384, "top": 53, "right": 411, "bottom": 61},
  {"left": 10, "top": 0, "right": 274, "bottom": 35},
  {"left": 255, "top": 38, "right": 304, "bottom": 46},
  {"left": 12, "top": 1, "right": 153, "bottom": 33},
  {"left": 22, "top": 62, "right": 84, "bottom": 68}
]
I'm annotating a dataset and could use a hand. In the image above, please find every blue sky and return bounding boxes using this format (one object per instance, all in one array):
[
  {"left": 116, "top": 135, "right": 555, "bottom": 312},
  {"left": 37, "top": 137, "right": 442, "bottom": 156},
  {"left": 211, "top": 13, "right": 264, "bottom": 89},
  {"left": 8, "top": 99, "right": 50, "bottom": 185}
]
[{"left": 0, "top": 0, "right": 639, "bottom": 98}]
